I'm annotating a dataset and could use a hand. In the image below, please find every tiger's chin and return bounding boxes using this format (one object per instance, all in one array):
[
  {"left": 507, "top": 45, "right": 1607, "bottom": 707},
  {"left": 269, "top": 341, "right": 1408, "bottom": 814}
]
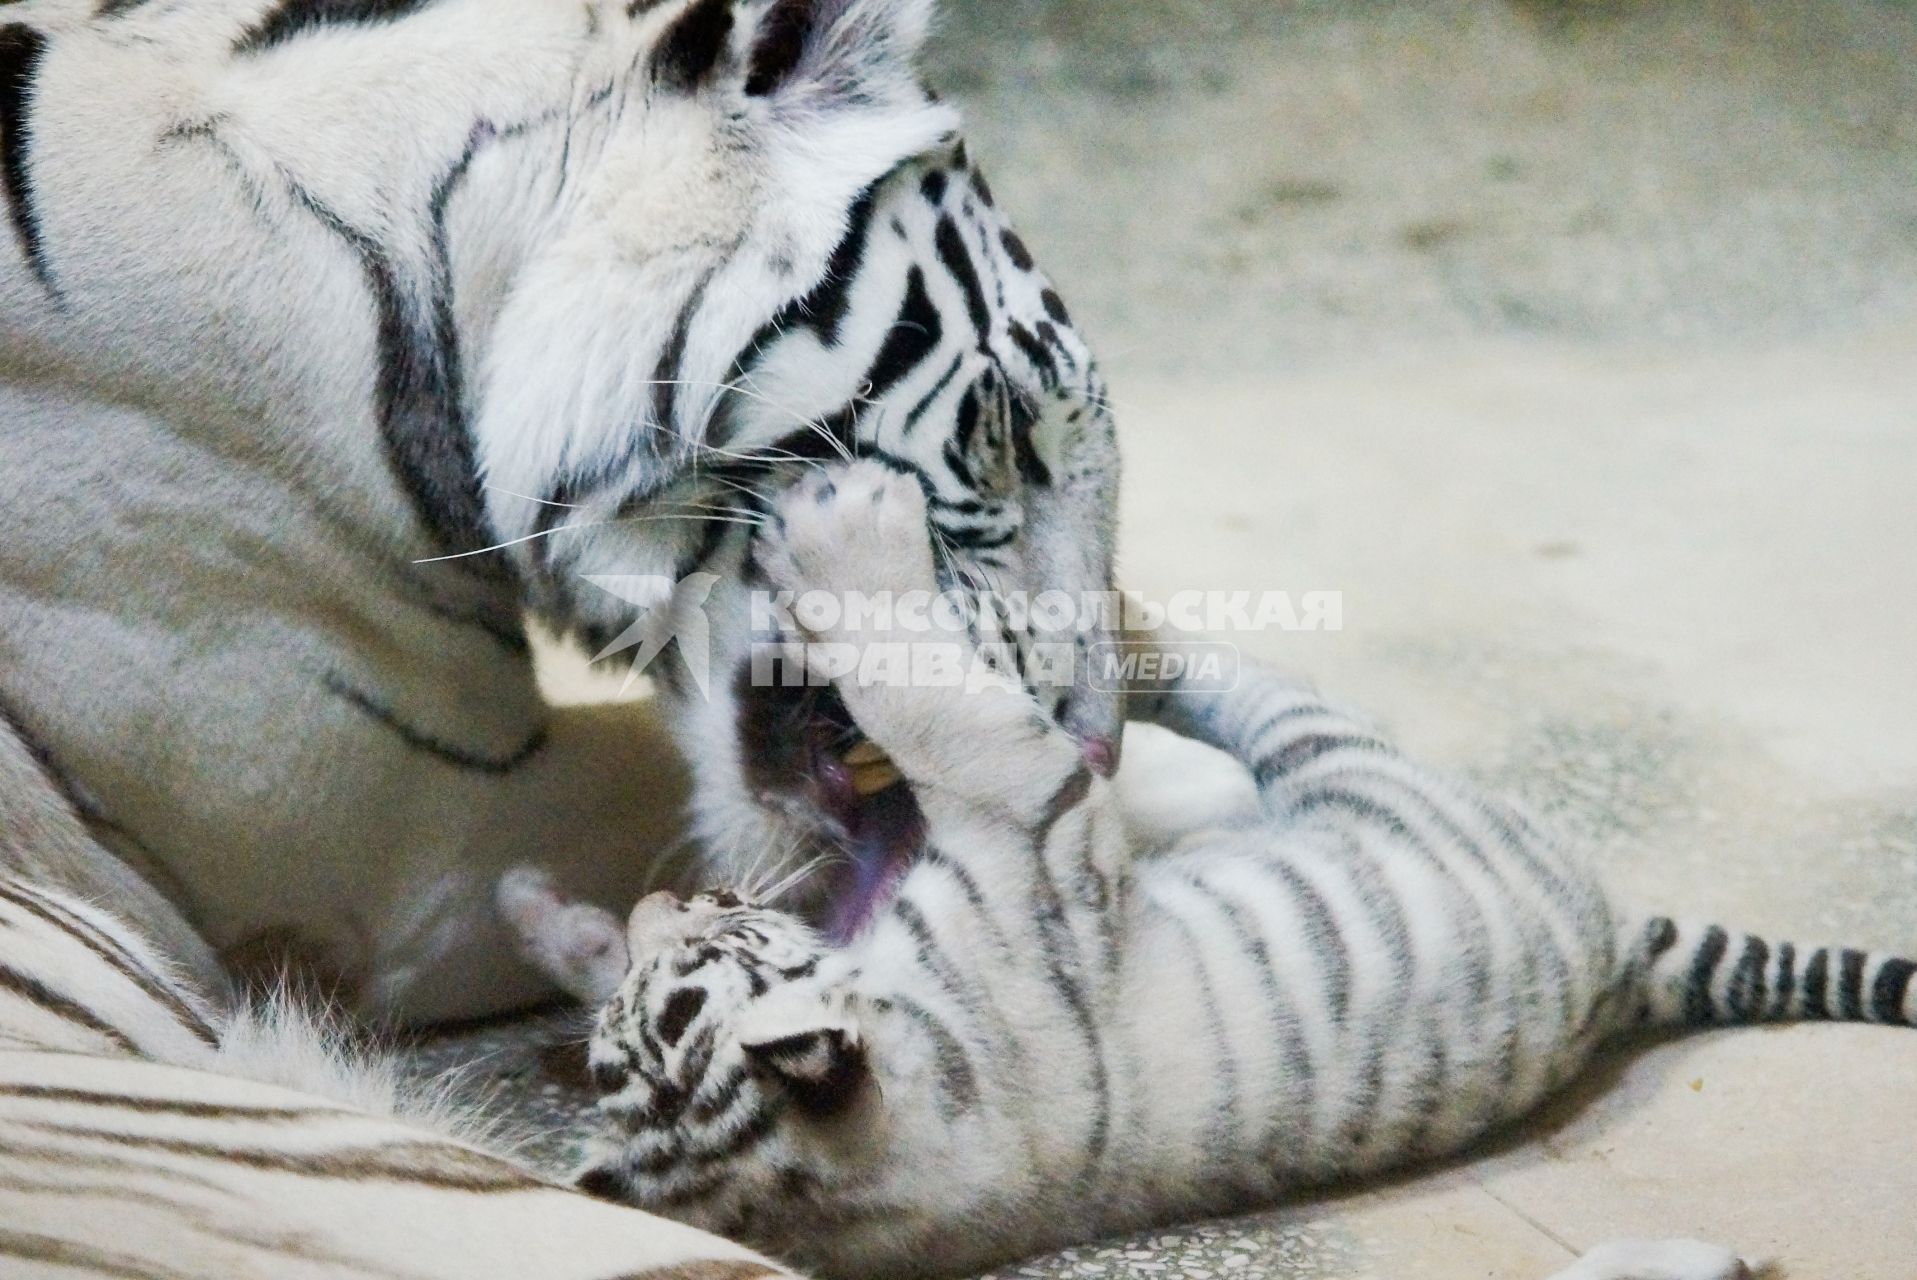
[{"left": 729, "top": 674, "right": 927, "bottom": 946}]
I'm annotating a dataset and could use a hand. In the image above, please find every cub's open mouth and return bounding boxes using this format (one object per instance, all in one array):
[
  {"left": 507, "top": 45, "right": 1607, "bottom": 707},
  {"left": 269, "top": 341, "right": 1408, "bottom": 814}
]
[{"left": 733, "top": 670, "right": 926, "bottom": 944}]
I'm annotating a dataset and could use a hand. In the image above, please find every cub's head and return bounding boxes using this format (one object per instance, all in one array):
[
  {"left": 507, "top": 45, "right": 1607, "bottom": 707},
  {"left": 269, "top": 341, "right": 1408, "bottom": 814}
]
[
  {"left": 576, "top": 888, "right": 871, "bottom": 1241},
  {"left": 473, "top": 0, "right": 1121, "bottom": 934}
]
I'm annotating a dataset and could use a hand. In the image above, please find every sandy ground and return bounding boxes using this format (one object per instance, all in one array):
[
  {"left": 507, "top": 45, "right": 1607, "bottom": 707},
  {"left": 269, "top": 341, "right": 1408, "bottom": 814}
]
[{"left": 422, "top": 4, "right": 1917, "bottom": 1276}]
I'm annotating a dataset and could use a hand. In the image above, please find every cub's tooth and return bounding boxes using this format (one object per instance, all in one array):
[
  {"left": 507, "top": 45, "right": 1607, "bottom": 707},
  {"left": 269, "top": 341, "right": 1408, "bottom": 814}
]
[
  {"left": 849, "top": 761, "right": 904, "bottom": 796},
  {"left": 843, "top": 740, "right": 890, "bottom": 767}
]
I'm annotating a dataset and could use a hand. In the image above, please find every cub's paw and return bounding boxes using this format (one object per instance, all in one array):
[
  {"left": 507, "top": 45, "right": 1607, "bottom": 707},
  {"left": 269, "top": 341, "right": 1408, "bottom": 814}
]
[
  {"left": 496, "top": 867, "right": 629, "bottom": 1006},
  {"left": 756, "top": 460, "right": 937, "bottom": 609}
]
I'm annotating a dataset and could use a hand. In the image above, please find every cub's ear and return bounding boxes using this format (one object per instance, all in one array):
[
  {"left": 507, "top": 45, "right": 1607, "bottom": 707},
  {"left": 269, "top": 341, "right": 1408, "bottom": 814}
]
[
  {"left": 741, "top": 1025, "right": 869, "bottom": 1118},
  {"left": 738, "top": 989, "right": 868, "bottom": 1118}
]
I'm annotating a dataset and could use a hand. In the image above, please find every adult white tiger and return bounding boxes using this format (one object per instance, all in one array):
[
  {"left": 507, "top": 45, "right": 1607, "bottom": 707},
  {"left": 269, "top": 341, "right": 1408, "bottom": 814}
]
[
  {"left": 0, "top": 0, "right": 1118, "bottom": 1021},
  {"left": 0, "top": 724, "right": 800, "bottom": 1276}
]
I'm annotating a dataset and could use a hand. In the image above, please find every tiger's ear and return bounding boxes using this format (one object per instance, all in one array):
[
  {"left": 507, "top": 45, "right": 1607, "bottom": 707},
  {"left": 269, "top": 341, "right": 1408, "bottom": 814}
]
[{"left": 737, "top": 990, "right": 869, "bottom": 1118}]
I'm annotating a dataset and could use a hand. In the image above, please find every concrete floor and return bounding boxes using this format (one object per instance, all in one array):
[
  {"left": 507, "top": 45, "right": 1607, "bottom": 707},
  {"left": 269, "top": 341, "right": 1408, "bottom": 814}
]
[
  {"left": 426, "top": 4, "right": 1917, "bottom": 1276},
  {"left": 936, "top": 2, "right": 1917, "bottom": 1276}
]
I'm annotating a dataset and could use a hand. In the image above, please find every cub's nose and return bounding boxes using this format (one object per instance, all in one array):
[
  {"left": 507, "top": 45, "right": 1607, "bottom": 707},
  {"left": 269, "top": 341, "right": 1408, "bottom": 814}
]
[{"left": 625, "top": 890, "right": 687, "bottom": 954}]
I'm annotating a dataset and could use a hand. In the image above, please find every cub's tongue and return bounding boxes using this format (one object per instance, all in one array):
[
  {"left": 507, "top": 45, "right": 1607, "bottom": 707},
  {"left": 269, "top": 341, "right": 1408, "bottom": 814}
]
[{"left": 821, "top": 782, "right": 924, "bottom": 945}]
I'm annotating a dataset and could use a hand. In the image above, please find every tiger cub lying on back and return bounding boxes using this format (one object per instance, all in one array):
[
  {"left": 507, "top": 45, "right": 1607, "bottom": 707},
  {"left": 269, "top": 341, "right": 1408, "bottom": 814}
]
[{"left": 509, "top": 460, "right": 1915, "bottom": 1280}]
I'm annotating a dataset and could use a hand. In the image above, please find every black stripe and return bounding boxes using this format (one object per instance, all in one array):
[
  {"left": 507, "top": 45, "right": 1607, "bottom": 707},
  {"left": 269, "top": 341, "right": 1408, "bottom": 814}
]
[
  {"left": 323, "top": 673, "right": 547, "bottom": 774},
  {"left": 283, "top": 183, "right": 499, "bottom": 571},
  {"left": 1177, "top": 872, "right": 1315, "bottom": 1093},
  {"left": 0, "top": 881, "right": 219, "bottom": 1046},
  {"left": 865, "top": 266, "right": 943, "bottom": 401},
  {"left": 0, "top": 959, "right": 138, "bottom": 1052},
  {"left": 0, "top": 685, "right": 82, "bottom": 810},
  {"left": 934, "top": 214, "right": 992, "bottom": 342},
  {"left": 1402, "top": 1016, "right": 1450, "bottom": 1154},
  {"left": 653, "top": 0, "right": 734, "bottom": 91},
  {"left": 0, "top": 24, "right": 55, "bottom": 297},
  {"left": 1254, "top": 732, "right": 1385, "bottom": 787},
  {"left": 236, "top": 0, "right": 440, "bottom": 52},
  {"left": 875, "top": 993, "right": 979, "bottom": 1114},
  {"left": 1007, "top": 394, "right": 1052, "bottom": 488},
  {"left": 744, "top": 0, "right": 809, "bottom": 96},
  {"left": 1724, "top": 935, "right": 1769, "bottom": 1021},
  {"left": 902, "top": 353, "right": 965, "bottom": 435},
  {"left": 651, "top": 274, "right": 714, "bottom": 451},
  {"left": 14, "top": 1121, "right": 541, "bottom": 1191},
  {"left": 1838, "top": 948, "right": 1867, "bottom": 1020},
  {"left": 686, "top": 1065, "right": 748, "bottom": 1125},
  {"left": 1240, "top": 698, "right": 1332, "bottom": 754},
  {"left": 1041, "top": 287, "right": 1072, "bottom": 325},
  {"left": 0, "top": 1229, "right": 191, "bottom": 1280},
  {"left": 1266, "top": 861, "right": 1351, "bottom": 1023},
  {"left": 943, "top": 523, "right": 1016, "bottom": 552},
  {"left": 1025, "top": 858, "right": 1110, "bottom": 1165},
  {"left": 1871, "top": 957, "right": 1915, "bottom": 1024},
  {"left": 1153, "top": 896, "right": 1241, "bottom": 1153},
  {"left": 682, "top": 1099, "right": 779, "bottom": 1169},
  {"left": 1684, "top": 926, "right": 1729, "bottom": 1023},
  {"left": 0, "top": 1082, "right": 344, "bottom": 1121},
  {"left": 1803, "top": 947, "right": 1831, "bottom": 1019},
  {"left": 656, "top": 987, "right": 706, "bottom": 1048},
  {"left": 891, "top": 898, "right": 973, "bottom": 1006},
  {"left": 999, "top": 229, "right": 1033, "bottom": 271},
  {"left": 1642, "top": 916, "right": 1680, "bottom": 962},
  {"left": 0, "top": 1135, "right": 239, "bottom": 1198},
  {"left": 415, "top": 591, "right": 531, "bottom": 656},
  {"left": 1309, "top": 771, "right": 1580, "bottom": 1031},
  {"left": 1005, "top": 319, "right": 1055, "bottom": 383},
  {"left": 916, "top": 846, "right": 993, "bottom": 924},
  {"left": 1770, "top": 940, "right": 1797, "bottom": 1018},
  {"left": 776, "top": 185, "right": 875, "bottom": 348}
]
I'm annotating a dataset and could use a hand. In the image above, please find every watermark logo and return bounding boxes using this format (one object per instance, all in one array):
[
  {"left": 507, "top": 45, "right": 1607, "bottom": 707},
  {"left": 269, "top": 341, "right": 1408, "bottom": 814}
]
[
  {"left": 1089, "top": 641, "right": 1240, "bottom": 694},
  {"left": 585, "top": 579, "right": 1338, "bottom": 697},
  {"left": 749, "top": 588, "right": 1342, "bottom": 638},
  {"left": 583, "top": 573, "right": 721, "bottom": 696}
]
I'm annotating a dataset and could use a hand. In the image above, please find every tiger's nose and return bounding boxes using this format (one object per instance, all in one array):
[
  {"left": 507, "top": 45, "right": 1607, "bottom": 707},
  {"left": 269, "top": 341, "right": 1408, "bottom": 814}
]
[{"left": 1058, "top": 686, "right": 1124, "bottom": 776}]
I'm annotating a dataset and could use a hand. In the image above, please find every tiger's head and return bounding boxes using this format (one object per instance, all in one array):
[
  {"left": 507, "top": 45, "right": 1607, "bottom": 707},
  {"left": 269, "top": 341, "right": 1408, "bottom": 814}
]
[
  {"left": 575, "top": 887, "right": 873, "bottom": 1250},
  {"left": 469, "top": 0, "right": 1119, "bottom": 935}
]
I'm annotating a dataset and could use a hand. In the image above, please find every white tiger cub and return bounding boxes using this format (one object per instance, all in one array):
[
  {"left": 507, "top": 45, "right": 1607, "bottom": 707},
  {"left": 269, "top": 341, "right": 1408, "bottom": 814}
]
[{"left": 508, "top": 461, "right": 1917, "bottom": 1278}]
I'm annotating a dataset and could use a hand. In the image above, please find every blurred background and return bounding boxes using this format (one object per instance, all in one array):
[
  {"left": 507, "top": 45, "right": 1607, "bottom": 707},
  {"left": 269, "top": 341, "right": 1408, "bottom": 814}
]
[{"left": 931, "top": 0, "right": 1917, "bottom": 373}]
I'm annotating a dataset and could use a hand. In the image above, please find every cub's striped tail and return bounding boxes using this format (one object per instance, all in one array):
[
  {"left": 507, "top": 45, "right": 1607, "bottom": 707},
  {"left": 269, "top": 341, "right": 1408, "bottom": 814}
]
[{"left": 1626, "top": 917, "right": 1917, "bottom": 1031}]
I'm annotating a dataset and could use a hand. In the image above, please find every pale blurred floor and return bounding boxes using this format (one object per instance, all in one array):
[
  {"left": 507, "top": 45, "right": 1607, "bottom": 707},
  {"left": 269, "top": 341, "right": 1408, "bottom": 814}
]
[
  {"left": 941, "top": 1, "right": 1917, "bottom": 1276},
  {"left": 425, "top": 3, "right": 1917, "bottom": 1276}
]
